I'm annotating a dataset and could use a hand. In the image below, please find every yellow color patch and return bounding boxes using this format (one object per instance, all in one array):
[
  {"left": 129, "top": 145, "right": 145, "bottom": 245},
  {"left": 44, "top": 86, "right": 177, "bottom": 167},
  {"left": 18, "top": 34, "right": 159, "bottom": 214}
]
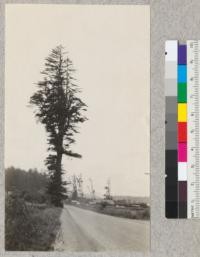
[{"left": 178, "top": 103, "right": 187, "bottom": 122}]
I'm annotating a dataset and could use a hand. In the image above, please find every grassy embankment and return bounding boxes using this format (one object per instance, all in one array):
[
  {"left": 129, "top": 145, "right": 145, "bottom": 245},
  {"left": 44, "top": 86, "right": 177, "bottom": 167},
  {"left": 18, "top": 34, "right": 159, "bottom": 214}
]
[
  {"left": 5, "top": 167, "right": 62, "bottom": 251},
  {"left": 69, "top": 201, "right": 150, "bottom": 220}
]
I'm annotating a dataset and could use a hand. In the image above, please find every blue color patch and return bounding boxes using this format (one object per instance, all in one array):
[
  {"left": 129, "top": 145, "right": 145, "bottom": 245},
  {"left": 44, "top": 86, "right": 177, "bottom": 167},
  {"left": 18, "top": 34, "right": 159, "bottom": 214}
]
[{"left": 178, "top": 65, "right": 187, "bottom": 83}]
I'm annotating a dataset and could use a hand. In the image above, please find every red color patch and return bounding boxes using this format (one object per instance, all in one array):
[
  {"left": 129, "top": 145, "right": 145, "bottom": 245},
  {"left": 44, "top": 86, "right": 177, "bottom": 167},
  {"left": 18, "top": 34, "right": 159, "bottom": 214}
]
[{"left": 178, "top": 122, "right": 187, "bottom": 142}]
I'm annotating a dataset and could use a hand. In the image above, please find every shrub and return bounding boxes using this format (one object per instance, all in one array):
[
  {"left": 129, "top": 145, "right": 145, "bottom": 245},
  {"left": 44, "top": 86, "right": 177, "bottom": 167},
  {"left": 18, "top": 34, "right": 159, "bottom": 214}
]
[
  {"left": 5, "top": 194, "right": 61, "bottom": 251},
  {"left": 5, "top": 194, "right": 37, "bottom": 250}
]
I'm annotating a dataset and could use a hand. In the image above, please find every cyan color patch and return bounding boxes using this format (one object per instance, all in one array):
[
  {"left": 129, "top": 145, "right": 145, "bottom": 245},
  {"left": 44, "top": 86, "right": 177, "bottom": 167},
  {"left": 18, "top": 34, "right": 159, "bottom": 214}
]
[{"left": 178, "top": 65, "right": 187, "bottom": 83}]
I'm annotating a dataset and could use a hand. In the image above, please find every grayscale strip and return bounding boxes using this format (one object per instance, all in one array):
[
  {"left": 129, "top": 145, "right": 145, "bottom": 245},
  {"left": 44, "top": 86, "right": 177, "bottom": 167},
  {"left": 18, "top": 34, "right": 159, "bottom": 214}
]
[{"left": 165, "top": 40, "right": 178, "bottom": 218}]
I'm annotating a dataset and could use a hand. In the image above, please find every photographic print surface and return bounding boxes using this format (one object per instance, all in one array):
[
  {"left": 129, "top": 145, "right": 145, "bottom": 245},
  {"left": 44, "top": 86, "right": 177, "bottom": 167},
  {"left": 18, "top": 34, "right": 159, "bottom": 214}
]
[{"left": 5, "top": 4, "right": 150, "bottom": 252}]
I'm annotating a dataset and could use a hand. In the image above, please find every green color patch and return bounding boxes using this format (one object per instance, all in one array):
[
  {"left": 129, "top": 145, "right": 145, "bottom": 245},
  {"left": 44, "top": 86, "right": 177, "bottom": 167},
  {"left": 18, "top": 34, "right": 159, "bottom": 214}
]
[{"left": 178, "top": 83, "right": 187, "bottom": 103}]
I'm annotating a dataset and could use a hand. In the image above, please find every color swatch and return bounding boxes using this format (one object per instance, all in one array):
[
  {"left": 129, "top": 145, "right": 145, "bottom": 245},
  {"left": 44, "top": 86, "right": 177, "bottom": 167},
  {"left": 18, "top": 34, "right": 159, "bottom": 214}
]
[{"left": 177, "top": 44, "right": 187, "bottom": 218}]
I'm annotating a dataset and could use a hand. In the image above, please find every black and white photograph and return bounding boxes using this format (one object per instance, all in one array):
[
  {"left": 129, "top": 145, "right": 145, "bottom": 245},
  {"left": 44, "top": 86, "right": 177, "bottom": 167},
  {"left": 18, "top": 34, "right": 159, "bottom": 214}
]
[{"left": 5, "top": 4, "right": 150, "bottom": 252}]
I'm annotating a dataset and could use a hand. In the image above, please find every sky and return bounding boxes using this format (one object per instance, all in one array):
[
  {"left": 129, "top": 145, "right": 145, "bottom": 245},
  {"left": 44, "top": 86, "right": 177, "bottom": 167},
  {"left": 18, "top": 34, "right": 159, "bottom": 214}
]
[{"left": 5, "top": 4, "right": 150, "bottom": 197}]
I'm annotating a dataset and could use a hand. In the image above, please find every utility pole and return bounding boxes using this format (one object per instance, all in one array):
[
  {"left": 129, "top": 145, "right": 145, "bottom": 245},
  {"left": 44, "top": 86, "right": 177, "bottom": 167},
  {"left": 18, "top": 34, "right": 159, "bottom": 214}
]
[
  {"left": 104, "top": 179, "right": 112, "bottom": 200},
  {"left": 71, "top": 175, "right": 78, "bottom": 200},
  {"left": 89, "top": 178, "right": 95, "bottom": 200},
  {"left": 76, "top": 174, "right": 84, "bottom": 198}
]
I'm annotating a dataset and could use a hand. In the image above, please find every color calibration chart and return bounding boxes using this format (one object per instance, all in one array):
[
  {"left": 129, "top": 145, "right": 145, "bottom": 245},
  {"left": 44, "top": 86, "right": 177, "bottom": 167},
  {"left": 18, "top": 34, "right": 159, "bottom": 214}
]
[{"left": 165, "top": 40, "right": 200, "bottom": 219}]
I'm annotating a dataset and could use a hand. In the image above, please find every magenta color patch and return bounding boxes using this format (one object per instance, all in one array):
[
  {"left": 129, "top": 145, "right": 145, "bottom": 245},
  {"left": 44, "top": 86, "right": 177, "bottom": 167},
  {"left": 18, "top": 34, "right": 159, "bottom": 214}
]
[{"left": 178, "top": 143, "right": 187, "bottom": 162}]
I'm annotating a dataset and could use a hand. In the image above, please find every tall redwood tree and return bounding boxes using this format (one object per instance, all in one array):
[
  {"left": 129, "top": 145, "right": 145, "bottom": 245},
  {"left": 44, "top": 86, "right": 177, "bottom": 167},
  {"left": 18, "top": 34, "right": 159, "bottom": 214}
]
[{"left": 30, "top": 46, "right": 87, "bottom": 207}]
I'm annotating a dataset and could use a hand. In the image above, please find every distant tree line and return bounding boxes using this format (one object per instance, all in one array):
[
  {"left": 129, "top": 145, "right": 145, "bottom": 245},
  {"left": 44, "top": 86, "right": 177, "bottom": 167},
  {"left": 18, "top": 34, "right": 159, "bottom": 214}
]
[{"left": 5, "top": 167, "right": 49, "bottom": 204}]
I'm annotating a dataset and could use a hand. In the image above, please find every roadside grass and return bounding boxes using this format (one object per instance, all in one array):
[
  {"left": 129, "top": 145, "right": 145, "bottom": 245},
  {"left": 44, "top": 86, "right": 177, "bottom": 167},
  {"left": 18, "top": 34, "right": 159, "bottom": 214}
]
[
  {"left": 70, "top": 202, "right": 150, "bottom": 220},
  {"left": 5, "top": 195, "right": 62, "bottom": 251},
  {"left": 99, "top": 205, "right": 150, "bottom": 220}
]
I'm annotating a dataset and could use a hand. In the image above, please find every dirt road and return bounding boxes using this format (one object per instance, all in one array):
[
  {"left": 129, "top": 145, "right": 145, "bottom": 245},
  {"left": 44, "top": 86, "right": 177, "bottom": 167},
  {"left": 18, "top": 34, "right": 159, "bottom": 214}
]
[{"left": 54, "top": 205, "right": 149, "bottom": 252}]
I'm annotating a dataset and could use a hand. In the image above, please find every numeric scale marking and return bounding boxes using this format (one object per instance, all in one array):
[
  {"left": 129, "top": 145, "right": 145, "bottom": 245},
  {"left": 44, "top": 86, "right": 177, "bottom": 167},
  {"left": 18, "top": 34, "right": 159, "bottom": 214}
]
[{"left": 188, "top": 40, "right": 200, "bottom": 219}]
